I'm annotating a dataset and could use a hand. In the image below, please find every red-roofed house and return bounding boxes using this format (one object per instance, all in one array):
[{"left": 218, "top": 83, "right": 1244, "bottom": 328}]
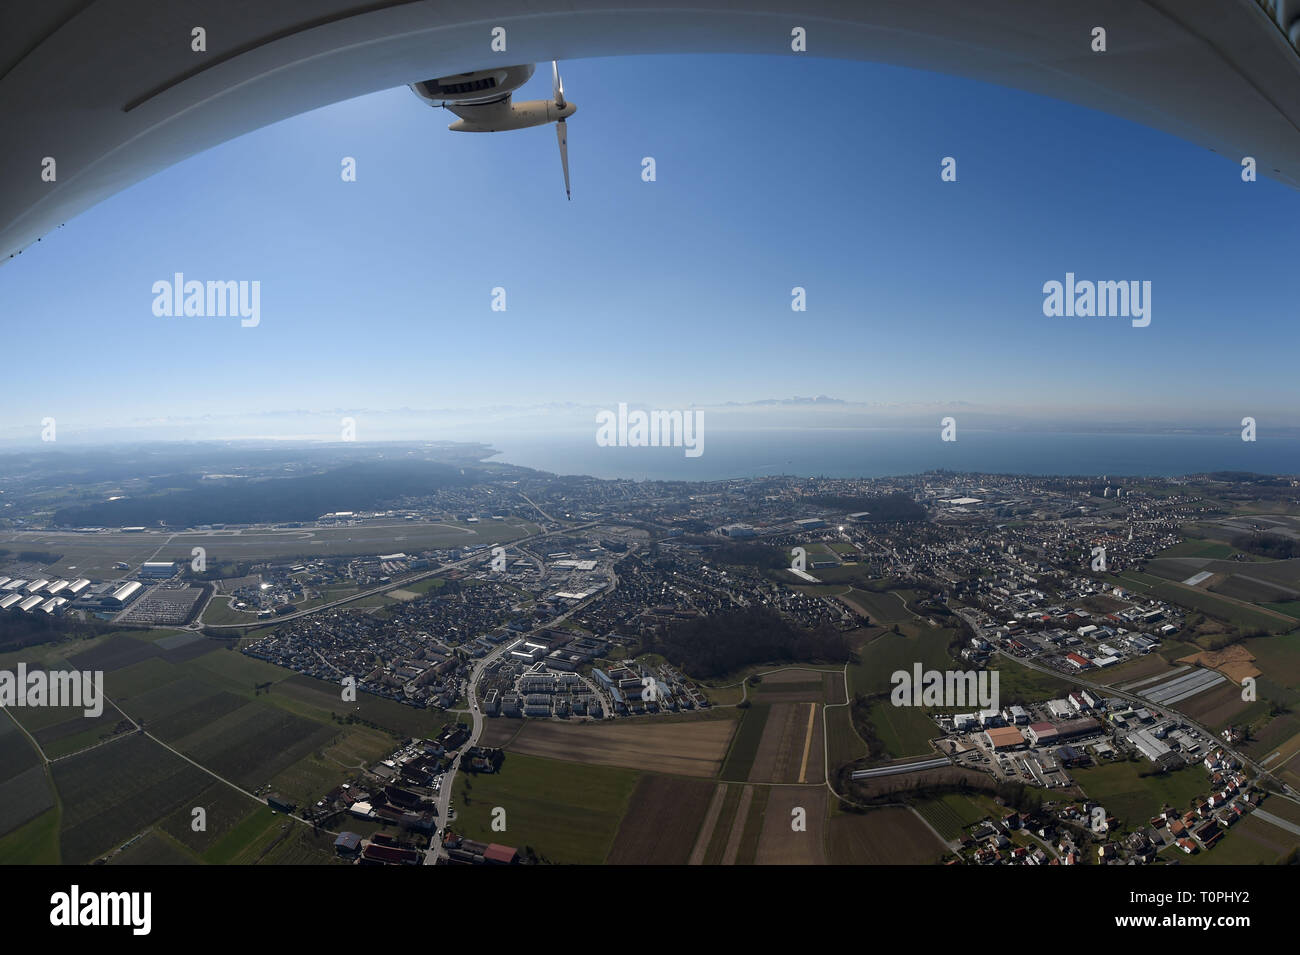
[{"left": 483, "top": 843, "right": 518, "bottom": 865}]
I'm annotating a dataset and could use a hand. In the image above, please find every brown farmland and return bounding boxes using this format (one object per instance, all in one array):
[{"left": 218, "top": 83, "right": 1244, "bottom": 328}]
[
  {"left": 508, "top": 717, "right": 736, "bottom": 777},
  {"left": 607, "top": 775, "right": 716, "bottom": 865},
  {"left": 1176, "top": 680, "right": 1253, "bottom": 728},
  {"left": 749, "top": 702, "right": 823, "bottom": 784},
  {"left": 827, "top": 807, "right": 947, "bottom": 865},
  {"left": 688, "top": 783, "right": 729, "bottom": 865},
  {"left": 1176, "top": 645, "right": 1261, "bottom": 683},
  {"left": 752, "top": 668, "right": 832, "bottom": 703},
  {"left": 755, "top": 786, "right": 827, "bottom": 864}
]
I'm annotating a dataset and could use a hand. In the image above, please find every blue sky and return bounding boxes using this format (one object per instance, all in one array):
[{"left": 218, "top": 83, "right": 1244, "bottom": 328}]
[{"left": 2, "top": 53, "right": 1297, "bottom": 442}]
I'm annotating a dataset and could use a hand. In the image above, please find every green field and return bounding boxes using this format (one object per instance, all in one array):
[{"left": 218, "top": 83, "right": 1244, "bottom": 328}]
[
  {"left": 400, "top": 577, "right": 447, "bottom": 596},
  {"left": 109, "top": 830, "right": 200, "bottom": 865},
  {"left": 838, "top": 587, "right": 923, "bottom": 625},
  {"left": 0, "top": 807, "right": 61, "bottom": 865},
  {"left": 1262, "top": 601, "right": 1300, "bottom": 620},
  {"left": 865, "top": 699, "right": 937, "bottom": 759},
  {"left": 0, "top": 628, "right": 186, "bottom": 673},
  {"left": 199, "top": 805, "right": 334, "bottom": 865},
  {"left": 159, "top": 780, "right": 264, "bottom": 855},
  {"left": 914, "top": 792, "right": 992, "bottom": 841},
  {"left": 195, "top": 803, "right": 341, "bottom": 865},
  {"left": 450, "top": 752, "right": 639, "bottom": 864},
  {"left": 52, "top": 733, "right": 213, "bottom": 864},
  {"left": 1144, "top": 578, "right": 1296, "bottom": 634},
  {"left": 0, "top": 710, "right": 44, "bottom": 782},
  {"left": 991, "top": 654, "right": 1080, "bottom": 703},
  {"left": 200, "top": 596, "right": 264, "bottom": 625},
  {"left": 1114, "top": 562, "right": 1297, "bottom": 634},
  {"left": 3, "top": 628, "right": 437, "bottom": 863},
  {"left": 1113, "top": 571, "right": 1164, "bottom": 593},
  {"left": 1248, "top": 629, "right": 1300, "bottom": 688},
  {"left": 1156, "top": 541, "right": 1235, "bottom": 560},
  {"left": 846, "top": 625, "right": 958, "bottom": 699},
  {"left": 1173, "top": 814, "right": 1297, "bottom": 865},
  {"left": 824, "top": 704, "right": 868, "bottom": 770},
  {"left": 1071, "top": 762, "right": 1210, "bottom": 831},
  {"left": 701, "top": 784, "right": 744, "bottom": 865},
  {"left": 733, "top": 784, "right": 769, "bottom": 865},
  {"left": 720, "top": 703, "right": 771, "bottom": 781}
]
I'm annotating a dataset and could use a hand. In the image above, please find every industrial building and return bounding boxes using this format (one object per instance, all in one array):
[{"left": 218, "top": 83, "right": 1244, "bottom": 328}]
[
  {"left": 985, "top": 726, "right": 1027, "bottom": 751},
  {"left": 140, "top": 561, "right": 177, "bottom": 577},
  {"left": 719, "top": 524, "right": 756, "bottom": 538},
  {"left": 108, "top": 581, "right": 143, "bottom": 606},
  {"left": 1054, "top": 717, "right": 1102, "bottom": 741},
  {"left": 1131, "top": 728, "right": 1171, "bottom": 762},
  {"left": 1027, "top": 722, "right": 1059, "bottom": 745}
]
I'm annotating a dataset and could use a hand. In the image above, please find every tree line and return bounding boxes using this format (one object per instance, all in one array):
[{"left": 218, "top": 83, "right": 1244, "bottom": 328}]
[{"left": 646, "top": 607, "right": 852, "bottom": 679}]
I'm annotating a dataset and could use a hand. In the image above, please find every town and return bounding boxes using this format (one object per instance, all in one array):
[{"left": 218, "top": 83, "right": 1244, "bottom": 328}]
[{"left": 2, "top": 457, "right": 1299, "bottom": 866}]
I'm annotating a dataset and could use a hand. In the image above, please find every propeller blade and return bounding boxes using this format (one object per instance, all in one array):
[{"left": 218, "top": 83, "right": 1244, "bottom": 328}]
[
  {"left": 556, "top": 119, "right": 571, "bottom": 200},
  {"left": 552, "top": 60, "right": 566, "bottom": 109}
]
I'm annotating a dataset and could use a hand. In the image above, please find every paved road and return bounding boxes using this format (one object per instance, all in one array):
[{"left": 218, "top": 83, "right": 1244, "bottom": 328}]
[{"left": 424, "top": 641, "right": 507, "bottom": 865}]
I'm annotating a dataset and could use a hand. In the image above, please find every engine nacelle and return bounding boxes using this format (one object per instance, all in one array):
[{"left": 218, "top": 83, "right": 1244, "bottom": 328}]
[
  {"left": 448, "top": 99, "right": 576, "bottom": 132},
  {"left": 409, "top": 64, "right": 535, "bottom": 105}
]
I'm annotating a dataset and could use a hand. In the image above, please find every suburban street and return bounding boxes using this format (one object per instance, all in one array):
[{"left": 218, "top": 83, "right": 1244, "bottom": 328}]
[{"left": 422, "top": 553, "right": 628, "bottom": 864}]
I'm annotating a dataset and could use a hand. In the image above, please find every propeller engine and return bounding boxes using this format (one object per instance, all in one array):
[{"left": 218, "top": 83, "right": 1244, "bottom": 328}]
[
  {"left": 410, "top": 60, "right": 576, "bottom": 199},
  {"left": 553, "top": 61, "right": 571, "bottom": 200}
]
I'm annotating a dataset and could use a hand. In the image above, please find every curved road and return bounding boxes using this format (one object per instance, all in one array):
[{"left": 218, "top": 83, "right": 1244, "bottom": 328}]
[{"left": 423, "top": 550, "right": 625, "bottom": 864}]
